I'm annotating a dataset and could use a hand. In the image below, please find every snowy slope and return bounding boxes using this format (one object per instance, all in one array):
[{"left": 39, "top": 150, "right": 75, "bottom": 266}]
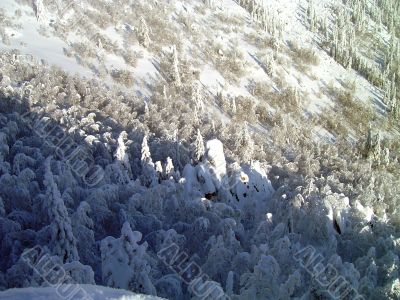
[
  {"left": 0, "top": 285, "right": 165, "bottom": 300},
  {"left": 0, "top": 0, "right": 385, "bottom": 123}
]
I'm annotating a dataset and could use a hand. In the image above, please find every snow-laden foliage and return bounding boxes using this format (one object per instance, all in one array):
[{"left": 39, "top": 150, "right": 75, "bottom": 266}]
[{"left": 0, "top": 48, "right": 399, "bottom": 300}]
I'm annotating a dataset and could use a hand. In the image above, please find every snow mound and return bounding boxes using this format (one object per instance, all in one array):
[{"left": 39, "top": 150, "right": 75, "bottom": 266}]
[{"left": 0, "top": 284, "right": 164, "bottom": 300}]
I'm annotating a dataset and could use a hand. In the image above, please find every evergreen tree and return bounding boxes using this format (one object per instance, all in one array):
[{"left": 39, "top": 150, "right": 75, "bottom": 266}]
[
  {"left": 138, "top": 17, "right": 151, "bottom": 48},
  {"left": 172, "top": 46, "right": 182, "bottom": 87},
  {"left": 191, "top": 129, "right": 205, "bottom": 163},
  {"left": 141, "top": 135, "right": 157, "bottom": 187},
  {"left": 192, "top": 81, "right": 204, "bottom": 112},
  {"left": 163, "top": 156, "right": 175, "bottom": 179},
  {"left": 43, "top": 157, "right": 79, "bottom": 263},
  {"left": 114, "top": 131, "right": 133, "bottom": 181},
  {"left": 100, "top": 222, "right": 156, "bottom": 294}
]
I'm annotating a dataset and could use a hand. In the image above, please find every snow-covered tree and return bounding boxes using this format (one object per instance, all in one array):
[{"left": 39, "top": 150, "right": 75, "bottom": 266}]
[
  {"left": 138, "top": 17, "right": 151, "bottom": 48},
  {"left": 372, "top": 132, "right": 382, "bottom": 165},
  {"left": 307, "top": 0, "right": 317, "bottom": 32},
  {"left": 33, "top": 0, "right": 46, "bottom": 23},
  {"left": 239, "top": 255, "right": 281, "bottom": 299},
  {"left": 72, "top": 201, "right": 97, "bottom": 268},
  {"left": 238, "top": 124, "right": 254, "bottom": 163},
  {"left": 114, "top": 131, "right": 132, "bottom": 181},
  {"left": 141, "top": 135, "right": 157, "bottom": 187},
  {"left": 42, "top": 156, "right": 79, "bottom": 263},
  {"left": 100, "top": 222, "right": 156, "bottom": 295},
  {"left": 382, "top": 147, "right": 390, "bottom": 166},
  {"left": 0, "top": 196, "right": 5, "bottom": 217},
  {"left": 163, "top": 156, "right": 175, "bottom": 179},
  {"left": 172, "top": 46, "right": 182, "bottom": 87},
  {"left": 264, "top": 53, "right": 275, "bottom": 76},
  {"left": 191, "top": 129, "right": 205, "bottom": 163},
  {"left": 192, "top": 81, "right": 204, "bottom": 112}
]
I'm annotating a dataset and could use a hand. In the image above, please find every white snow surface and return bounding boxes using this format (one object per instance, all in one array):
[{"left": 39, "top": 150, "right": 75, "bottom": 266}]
[
  {"left": 0, "top": 285, "right": 164, "bottom": 300},
  {"left": 0, "top": 0, "right": 384, "bottom": 125}
]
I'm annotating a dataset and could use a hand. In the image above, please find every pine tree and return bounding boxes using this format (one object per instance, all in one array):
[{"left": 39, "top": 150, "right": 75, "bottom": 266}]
[
  {"left": 114, "top": 131, "right": 132, "bottom": 181},
  {"left": 321, "top": 15, "right": 329, "bottom": 39},
  {"left": 191, "top": 129, "right": 205, "bottom": 163},
  {"left": 239, "top": 124, "right": 254, "bottom": 163},
  {"left": 307, "top": 0, "right": 317, "bottom": 32},
  {"left": 72, "top": 201, "right": 97, "bottom": 268},
  {"left": 100, "top": 222, "right": 156, "bottom": 294},
  {"left": 43, "top": 157, "right": 79, "bottom": 263},
  {"left": 382, "top": 147, "right": 390, "bottom": 166},
  {"left": 163, "top": 156, "right": 175, "bottom": 179},
  {"left": 192, "top": 81, "right": 204, "bottom": 112},
  {"left": 372, "top": 132, "right": 382, "bottom": 166},
  {"left": 138, "top": 17, "right": 151, "bottom": 48},
  {"left": 155, "top": 161, "right": 163, "bottom": 183},
  {"left": 141, "top": 135, "right": 157, "bottom": 187},
  {"left": 231, "top": 97, "right": 237, "bottom": 115},
  {"left": 171, "top": 46, "right": 182, "bottom": 87},
  {"left": 264, "top": 53, "right": 275, "bottom": 76},
  {"left": 0, "top": 196, "right": 5, "bottom": 217},
  {"left": 33, "top": 0, "right": 45, "bottom": 22},
  {"left": 364, "top": 125, "right": 373, "bottom": 156}
]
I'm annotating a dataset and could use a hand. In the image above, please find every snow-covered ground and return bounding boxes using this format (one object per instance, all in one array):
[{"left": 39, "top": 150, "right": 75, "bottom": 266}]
[
  {"left": 0, "top": 285, "right": 164, "bottom": 300},
  {"left": 0, "top": 0, "right": 385, "bottom": 125}
]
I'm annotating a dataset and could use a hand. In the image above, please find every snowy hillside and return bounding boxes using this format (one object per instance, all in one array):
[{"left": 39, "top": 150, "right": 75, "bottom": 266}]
[{"left": 0, "top": 0, "right": 400, "bottom": 299}]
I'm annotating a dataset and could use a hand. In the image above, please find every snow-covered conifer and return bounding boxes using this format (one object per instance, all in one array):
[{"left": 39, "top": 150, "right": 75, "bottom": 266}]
[
  {"left": 43, "top": 156, "right": 79, "bottom": 263},
  {"left": 163, "top": 156, "right": 175, "bottom": 179},
  {"left": 307, "top": 0, "right": 317, "bottom": 32},
  {"left": 114, "top": 131, "right": 132, "bottom": 181},
  {"left": 372, "top": 132, "right": 382, "bottom": 165},
  {"left": 191, "top": 129, "right": 205, "bottom": 163},
  {"left": 33, "top": 0, "right": 46, "bottom": 22},
  {"left": 231, "top": 97, "right": 237, "bottom": 115},
  {"left": 100, "top": 222, "right": 156, "bottom": 294},
  {"left": 155, "top": 161, "right": 163, "bottom": 183},
  {"left": 382, "top": 147, "right": 390, "bottom": 166},
  {"left": 172, "top": 46, "right": 182, "bottom": 87},
  {"left": 0, "top": 196, "right": 5, "bottom": 217},
  {"left": 141, "top": 135, "right": 157, "bottom": 186},
  {"left": 264, "top": 53, "right": 275, "bottom": 76},
  {"left": 239, "top": 255, "right": 281, "bottom": 298},
  {"left": 226, "top": 270, "right": 234, "bottom": 296},
  {"left": 71, "top": 201, "right": 96, "bottom": 268},
  {"left": 204, "top": 139, "right": 227, "bottom": 189},
  {"left": 138, "top": 17, "right": 151, "bottom": 48},
  {"left": 238, "top": 124, "right": 254, "bottom": 163},
  {"left": 279, "top": 270, "right": 301, "bottom": 299},
  {"left": 192, "top": 81, "right": 204, "bottom": 112}
]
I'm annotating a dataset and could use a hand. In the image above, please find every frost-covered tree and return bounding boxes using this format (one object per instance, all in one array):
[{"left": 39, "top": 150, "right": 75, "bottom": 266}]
[
  {"left": 42, "top": 156, "right": 79, "bottom": 263},
  {"left": 307, "top": 0, "right": 317, "bottom": 32},
  {"left": 264, "top": 53, "right": 275, "bottom": 76},
  {"left": 172, "top": 46, "right": 182, "bottom": 87},
  {"left": 372, "top": 132, "right": 382, "bottom": 165},
  {"left": 192, "top": 81, "right": 204, "bottom": 112},
  {"left": 114, "top": 131, "right": 133, "bottom": 181},
  {"left": 138, "top": 17, "right": 151, "bottom": 48},
  {"left": 382, "top": 147, "right": 390, "bottom": 166},
  {"left": 163, "top": 156, "right": 175, "bottom": 179},
  {"left": 33, "top": 0, "right": 46, "bottom": 22},
  {"left": 100, "top": 222, "right": 156, "bottom": 295},
  {"left": 141, "top": 135, "right": 157, "bottom": 187},
  {"left": 0, "top": 196, "right": 5, "bottom": 217},
  {"left": 237, "top": 124, "right": 254, "bottom": 163},
  {"left": 191, "top": 129, "right": 205, "bottom": 163},
  {"left": 72, "top": 201, "right": 97, "bottom": 269},
  {"left": 239, "top": 255, "right": 281, "bottom": 299}
]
